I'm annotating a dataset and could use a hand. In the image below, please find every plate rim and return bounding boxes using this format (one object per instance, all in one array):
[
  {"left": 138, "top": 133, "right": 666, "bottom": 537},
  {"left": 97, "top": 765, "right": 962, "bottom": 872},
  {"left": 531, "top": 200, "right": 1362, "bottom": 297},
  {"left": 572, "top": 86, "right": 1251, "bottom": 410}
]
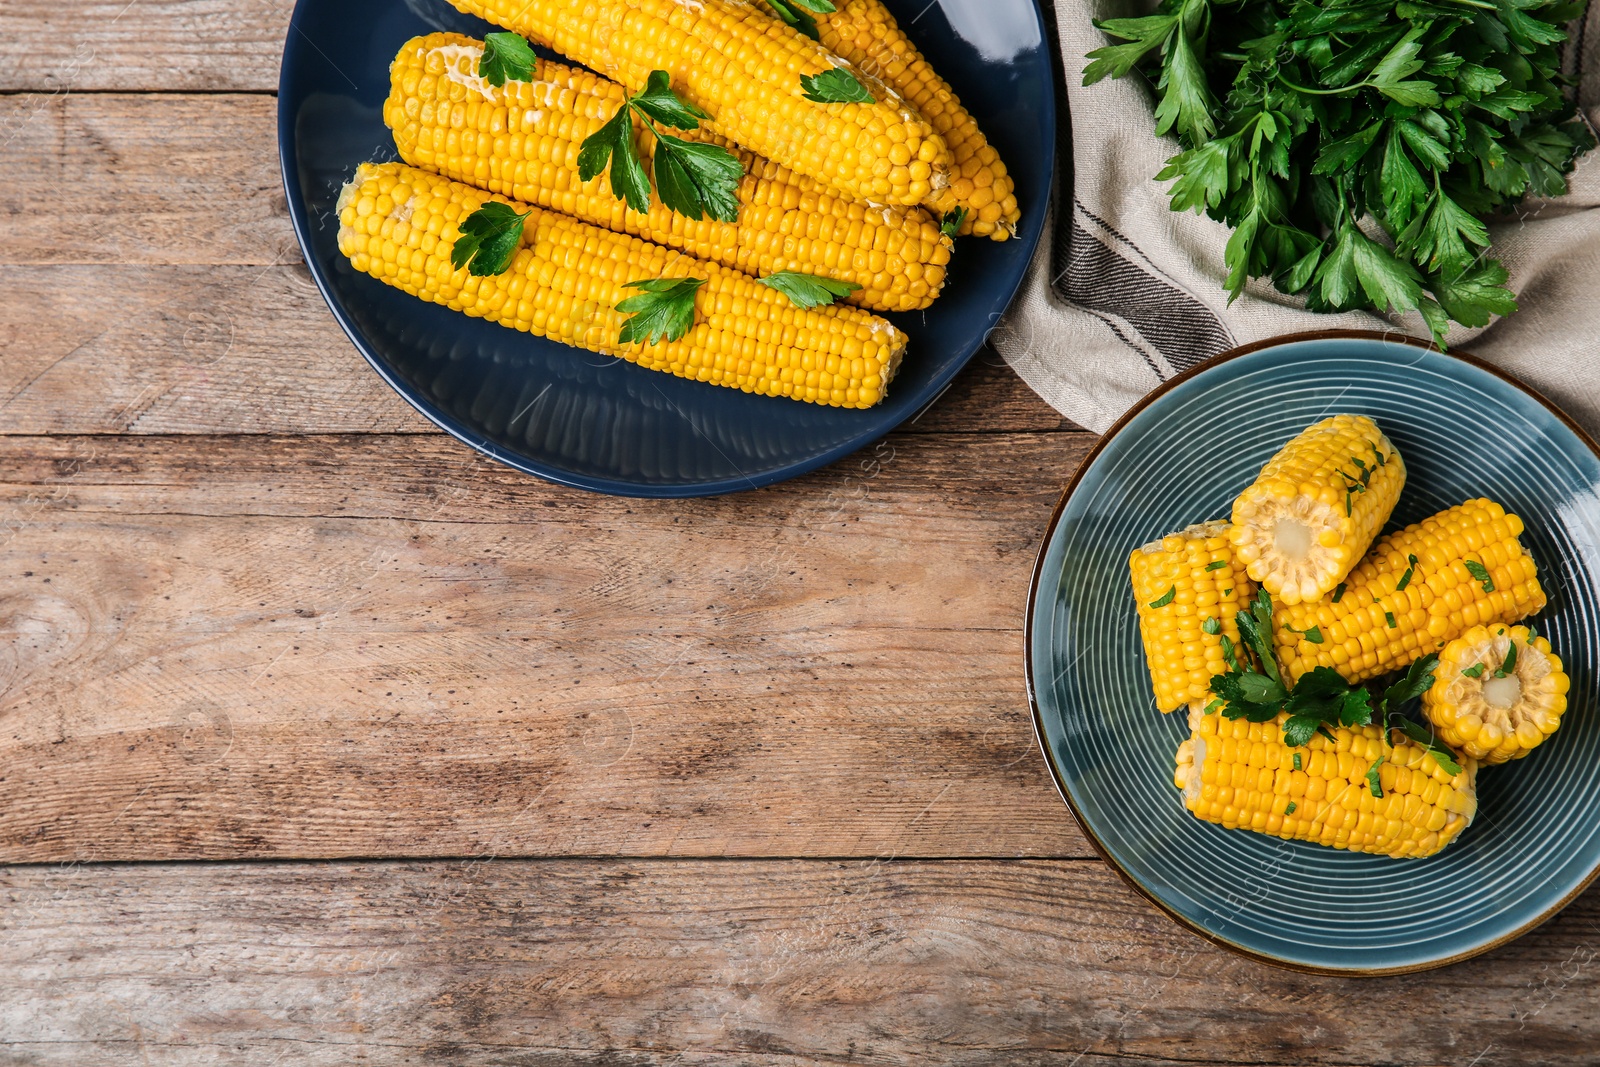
[
  {"left": 275, "top": 0, "right": 1056, "bottom": 498},
  {"left": 1023, "top": 327, "right": 1600, "bottom": 976}
]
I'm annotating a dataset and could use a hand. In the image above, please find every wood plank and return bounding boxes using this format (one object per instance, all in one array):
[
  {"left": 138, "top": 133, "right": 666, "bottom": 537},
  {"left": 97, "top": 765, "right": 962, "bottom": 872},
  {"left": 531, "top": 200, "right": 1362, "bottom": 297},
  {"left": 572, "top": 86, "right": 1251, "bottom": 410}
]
[
  {"left": 2, "top": 858, "right": 1596, "bottom": 1064},
  {"left": 0, "top": 430, "right": 1091, "bottom": 862},
  {"left": 2, "top": 94, "right": 293, "bottom": 267},
  {"left": 0, "top": 1, "right": 291, "bottom": 93},
  {"left": 0, "top": 263, "right": 1068, "bottom": 435}
]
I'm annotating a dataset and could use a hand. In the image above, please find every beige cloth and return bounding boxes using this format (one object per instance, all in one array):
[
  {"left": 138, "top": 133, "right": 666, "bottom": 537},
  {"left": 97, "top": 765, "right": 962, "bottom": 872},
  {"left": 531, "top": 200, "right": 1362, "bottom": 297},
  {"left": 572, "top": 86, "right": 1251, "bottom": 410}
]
[{"left": 996, "top": 0, "right": 1600, "bottom": 436}]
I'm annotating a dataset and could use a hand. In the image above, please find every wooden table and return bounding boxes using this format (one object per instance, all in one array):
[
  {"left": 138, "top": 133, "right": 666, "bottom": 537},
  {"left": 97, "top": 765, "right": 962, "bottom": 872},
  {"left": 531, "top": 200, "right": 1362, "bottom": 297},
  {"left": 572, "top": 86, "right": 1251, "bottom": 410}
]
[{"left": 3, "top": 3, "right": 1597, "bottom": 1063}]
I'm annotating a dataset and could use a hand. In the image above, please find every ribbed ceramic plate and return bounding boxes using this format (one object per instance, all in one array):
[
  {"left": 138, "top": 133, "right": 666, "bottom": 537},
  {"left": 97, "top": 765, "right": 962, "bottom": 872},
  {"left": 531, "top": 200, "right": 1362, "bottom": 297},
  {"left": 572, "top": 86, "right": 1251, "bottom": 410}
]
[
  {"left": 1026, "top": 331, "right": 1600, "bottom": 974},
  {"left": 278, "top": 0, "right": 1053, "bottom": 497}
]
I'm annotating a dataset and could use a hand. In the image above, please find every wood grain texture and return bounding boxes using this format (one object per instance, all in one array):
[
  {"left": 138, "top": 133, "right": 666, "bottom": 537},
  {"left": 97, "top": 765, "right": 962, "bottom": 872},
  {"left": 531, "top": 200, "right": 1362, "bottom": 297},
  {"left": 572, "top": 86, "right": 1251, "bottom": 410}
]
[
  {"left": 0, "top": 1, "right": 292, "bottom": 93},
  {"left": 0, "top": 429, "right": 1092, "bottom": 862},
  {"left": 3, "top": 859, "right": 1597, "bottom": 1065},
  {"left": 0, "top": 263, "right": 1067, "bottom": 436}
]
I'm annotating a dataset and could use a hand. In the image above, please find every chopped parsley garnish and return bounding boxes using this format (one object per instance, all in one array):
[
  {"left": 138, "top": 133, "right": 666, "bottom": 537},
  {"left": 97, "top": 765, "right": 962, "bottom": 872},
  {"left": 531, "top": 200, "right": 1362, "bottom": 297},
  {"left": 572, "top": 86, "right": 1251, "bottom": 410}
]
[
  {"left": 757, "top": 271, "right": 861, "bottom": 309},
  {"left": 800, "top": 67, "right": 875, "bottom": 104},
  {"left": 1285, "top": 801, "right": 1297, "bottom": 815},
  {"left": 940, "top": 206, "right": 967, "bottom": 238},
  {"left": 1461, "top": 662, "right": 1487, "bottom": 679},
  {"left": 1495, "top": 640, "right": 1519, "bottom": 678},
  {"left": 1331, "top": 582, "right": 1346, "bottom": 604},
  {"left": 759, "top": 0, "right": 835, "bottom": 38},
  {"left": 615, "top": 277, "right": 705, "bottom": 345},
  {"left": 1202, "top": 615, "right": 1221, "bottom": 636},
  {"left": 1385, "top": 611, "right": 1397, "bottom": 628},
  {"left": 1396, "top": 554, "right": 1418, "bottom": 592},
  {"left": 1148, "top": 586, "right": 1177, "bottom": 609},
  {"left": 578, "top": 71, "right": 744, "bottom": 222},
  {"left": 1204, "top": 559, "right": 1228, "bottom": 572},
  {"left": 1292, "top": 753, "right": 1301, "bottom": 771},
  {"left": 1287, "top": 624, "right": 1324, "bottom": 645},
  {"left": 450, "top": 202, "right": 532, "bottom": 276},
  {"left": 1365, "top": 754, "right": 1386, "bottom": 798},
  {"left": 1221, "top": 588, "right": 1233, "bottom": 597},
  {"left": 1463, "top": 559, "right": 1495, "bottom": 592},
  {"left": 478, "top": 32, "right": 538, "bottom": 87},
  {"left": 1204, "top": 698, "right": 1223, "bottom": 715}
]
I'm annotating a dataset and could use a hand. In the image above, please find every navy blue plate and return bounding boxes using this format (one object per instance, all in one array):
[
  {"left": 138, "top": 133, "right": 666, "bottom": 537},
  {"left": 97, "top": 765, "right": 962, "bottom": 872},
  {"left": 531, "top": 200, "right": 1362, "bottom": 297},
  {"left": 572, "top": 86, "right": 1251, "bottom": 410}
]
[
  {"left": 278, "top": 0, "right": 1054, "bottom": 496},
  {"left": 1027, "top": 332, "right": 1600, "bottom": 974}
]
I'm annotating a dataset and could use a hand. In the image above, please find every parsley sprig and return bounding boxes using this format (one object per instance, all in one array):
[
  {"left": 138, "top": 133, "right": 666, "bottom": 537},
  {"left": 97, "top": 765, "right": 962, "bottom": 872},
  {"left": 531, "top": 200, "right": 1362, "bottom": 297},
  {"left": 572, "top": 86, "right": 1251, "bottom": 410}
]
[
  {"left": 801, "top": 67, "right": 875, "bottom": 104},
  {"left": 451, "top": 202, "right": 532, "bottom": 276},
  {"left": 578, "top": 71, "right": 744, "bottom": 222},
  {"left": 478, "top": 32, "right": 538, "bottom": 87},
  {"left": 1085, "top": 0, "right": 1596, "bottom": 344},
  {"left": 1207, "top": 589, "right": 1461, "bottom": 773}
]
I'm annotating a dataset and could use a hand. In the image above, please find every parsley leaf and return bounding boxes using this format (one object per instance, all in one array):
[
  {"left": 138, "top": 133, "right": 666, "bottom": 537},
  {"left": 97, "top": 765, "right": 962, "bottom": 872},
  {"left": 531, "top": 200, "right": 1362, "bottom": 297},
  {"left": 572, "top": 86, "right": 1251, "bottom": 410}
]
[
  {"left": 653, "top": 134, "right": 744, "bottom": 222},
  {"left": 800, "top": 68, "right": 874, "bottom": 104},
  {"left": 629, "top": 69, "right": 710, "bottom": 130},
  {"left": 1331, "top": 582, "right": 1347, "bottom": 603},
  {"left": 940, "top": 207, "right": 968, "bottom": 238},
  {"left": 758, "top": 271, "right": 861, "bottom": 309},
  {"left": 577, "top": 104, "right": 652, "bottom": 214},
  {"left": 1394, "top": 718, "right": 1462, "bottom": 776},
  {"left": 1495, "top": 639, "right": 1518, "bottom": 678},
  {"left": 1463, "top": 559, "right": 1495, "bottom": 592},
  {"left": 478, "top": 32, "right": 538, "bottom": 87},
  {"left": 1461, "top": 662, "right": 1486, "bottom": 679},
  {"left": 1204, "top": 559, "right": 1228, "bottom": 571},
  {"left": 1148, "top": 586, "right": 1177, "bottom": 609},
  {"left": 760, "top": 0, "right": 821, "bottom": 39},
  {"left": 616, "top": 277, "right": 705, "bottom": 345},
  {"left": 451, "top": 202, "right": 532, "bottom": 276},
  {"left": 1202, "top": 615, "right": 1222, "bottom": 636}
]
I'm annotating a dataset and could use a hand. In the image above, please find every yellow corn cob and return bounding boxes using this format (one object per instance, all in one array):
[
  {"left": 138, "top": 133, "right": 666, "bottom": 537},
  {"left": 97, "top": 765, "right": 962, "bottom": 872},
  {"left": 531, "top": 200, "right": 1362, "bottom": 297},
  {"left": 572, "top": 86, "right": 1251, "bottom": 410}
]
[
  {"left": 386, "top": 34, "right": 952, "bottom": 313},
  {"left": 1276, "top": 499, "right": 1547, "bottom": 686},
  {"left": 1174, "top": 704, "right": 1478, "bottom": 859},
  {"left": 449, "top": 0, "right": 952, "bottom": 208},
  {"left": 1128, "top": 521, "right": 1257, "bottom": 712},
  {"left": 337, "top": 162, "right": 906, "bottom": 408},
  {"left": 1423, "top": 624, "right": 1569, "bottom": 765},
  {"left": 807, "top": 0, "right": 1020, "bottom": 239},
  {"left": 1230, "top": 415, "right": 1405, "bottom": 605}
]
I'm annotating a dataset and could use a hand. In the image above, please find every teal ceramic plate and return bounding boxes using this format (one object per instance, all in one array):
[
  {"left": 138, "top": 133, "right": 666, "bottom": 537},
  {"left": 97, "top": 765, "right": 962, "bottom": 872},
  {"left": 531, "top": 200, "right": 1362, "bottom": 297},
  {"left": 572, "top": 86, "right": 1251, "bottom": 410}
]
[{"left": 1026, "top": 330, "right": 1600, "bottom": 974}]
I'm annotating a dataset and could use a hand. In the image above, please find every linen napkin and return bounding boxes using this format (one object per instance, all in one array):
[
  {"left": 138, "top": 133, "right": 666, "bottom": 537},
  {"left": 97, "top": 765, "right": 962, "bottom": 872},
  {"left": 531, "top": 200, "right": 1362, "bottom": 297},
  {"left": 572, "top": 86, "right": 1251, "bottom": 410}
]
[{"left": 994, "top": 0, "right": 1600, "bottom": 436}]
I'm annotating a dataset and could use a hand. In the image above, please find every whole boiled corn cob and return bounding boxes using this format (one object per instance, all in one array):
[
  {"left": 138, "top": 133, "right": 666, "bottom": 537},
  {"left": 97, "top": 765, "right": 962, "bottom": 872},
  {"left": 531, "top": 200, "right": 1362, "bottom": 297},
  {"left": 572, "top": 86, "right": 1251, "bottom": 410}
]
[
  {"left": 338, "top": 162, "right": 906, "bottom": 408},
  {"left": 1423, "top": 624, "right": 1569, "bottom": 765},
  {"left": 1174, "top": 704, "right": 1478, "bottom": 859},
  {"left": 449, "top": 0, "right": 952, "bottom": 208},
  {"left": 1129, "top": 521, "right": 1256, "bottom": 712},
  {"left": 806, "top": 0, "right": 1020, "bottom": 238},
  {"left": 1276, "top": 499, "right": 1546, "bottom": 686},
  {"left": 1230, "top": 415, "right": 1405, "bottom": 606},
  {"left": 386, "top": 34, "right": 952, "bottom": 312}
]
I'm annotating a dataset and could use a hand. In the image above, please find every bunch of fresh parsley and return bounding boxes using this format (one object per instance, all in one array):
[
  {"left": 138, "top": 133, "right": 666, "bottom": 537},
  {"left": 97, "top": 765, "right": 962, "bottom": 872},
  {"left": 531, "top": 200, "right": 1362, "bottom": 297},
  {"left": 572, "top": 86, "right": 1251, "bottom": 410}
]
[
  {"left": 1085, "top": 0, "right": 1596, "bottom": 343},
  {"left": 1207, "top": 588, "right": 1462, "bottom": 778}
]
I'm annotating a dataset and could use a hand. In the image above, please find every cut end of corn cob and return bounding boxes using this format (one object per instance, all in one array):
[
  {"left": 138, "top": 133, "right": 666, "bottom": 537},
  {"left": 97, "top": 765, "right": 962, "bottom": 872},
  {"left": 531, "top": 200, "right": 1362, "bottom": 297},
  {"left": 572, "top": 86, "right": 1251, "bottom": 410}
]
[
  {"left": 337, "top": 162, "right": 907, "bottom": 409},
  {"left": 1129, "top": 521, "right": 1256, "bottom": 712},
  {"left": 385, "top": 33, "right": 953, "bottom": 313},
  {"left": 449, "top": 0, "right": 952, "bottom": 208},
  {"left": 809, "top": 0, "right": 1019, "bottom": 238},
  {"left": 1276, "top": 498, "right": 1546, "bottom": 687},
  {"left": 1424, "top": 624, "right": 1568, "bottom": 765},
  {"left": 1230, "top": 415, "right": 1405, "bottom": 606},
  {"left": 1174, "top": 704, "right": 1478, "bottom": 859}
]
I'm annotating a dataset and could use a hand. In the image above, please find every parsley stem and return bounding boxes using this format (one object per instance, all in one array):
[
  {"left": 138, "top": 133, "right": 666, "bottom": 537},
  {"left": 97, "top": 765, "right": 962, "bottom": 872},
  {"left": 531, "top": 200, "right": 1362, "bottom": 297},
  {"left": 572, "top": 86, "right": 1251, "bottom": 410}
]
[{"left": 1275, "top": 73, "right": 1371, "bottom": 96}]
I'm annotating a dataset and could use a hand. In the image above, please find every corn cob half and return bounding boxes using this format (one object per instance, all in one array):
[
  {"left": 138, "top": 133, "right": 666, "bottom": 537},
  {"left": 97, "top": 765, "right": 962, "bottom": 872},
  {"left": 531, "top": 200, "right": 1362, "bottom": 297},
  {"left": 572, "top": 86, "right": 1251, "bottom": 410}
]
[
  {"left": 1174, "top": 704, "right": 1478, "bottom": 859},
  {"left": 807, "top": 0, "right": 1020, "bottom": 239},
  {"left": 1423, "top": 624, "right": 1569, "bottom": 765},
  {"left": 1129, "top": 521, "right": 1257, "bottom": 712},
  {"left": 385, "top": 34, "right": 952, "bottom": 313},
  {"left": 338, "top": 162, "right": 906, "bottom": 408},
  {"left": 1275, "top": 499, "right": 1547, "bottom": 686},
  {"left": 1230, "top": 415, "right": 1405, "bottom": 606},
  {"left": 449, "top": 0, "right": 952, "bottom": 208}
]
